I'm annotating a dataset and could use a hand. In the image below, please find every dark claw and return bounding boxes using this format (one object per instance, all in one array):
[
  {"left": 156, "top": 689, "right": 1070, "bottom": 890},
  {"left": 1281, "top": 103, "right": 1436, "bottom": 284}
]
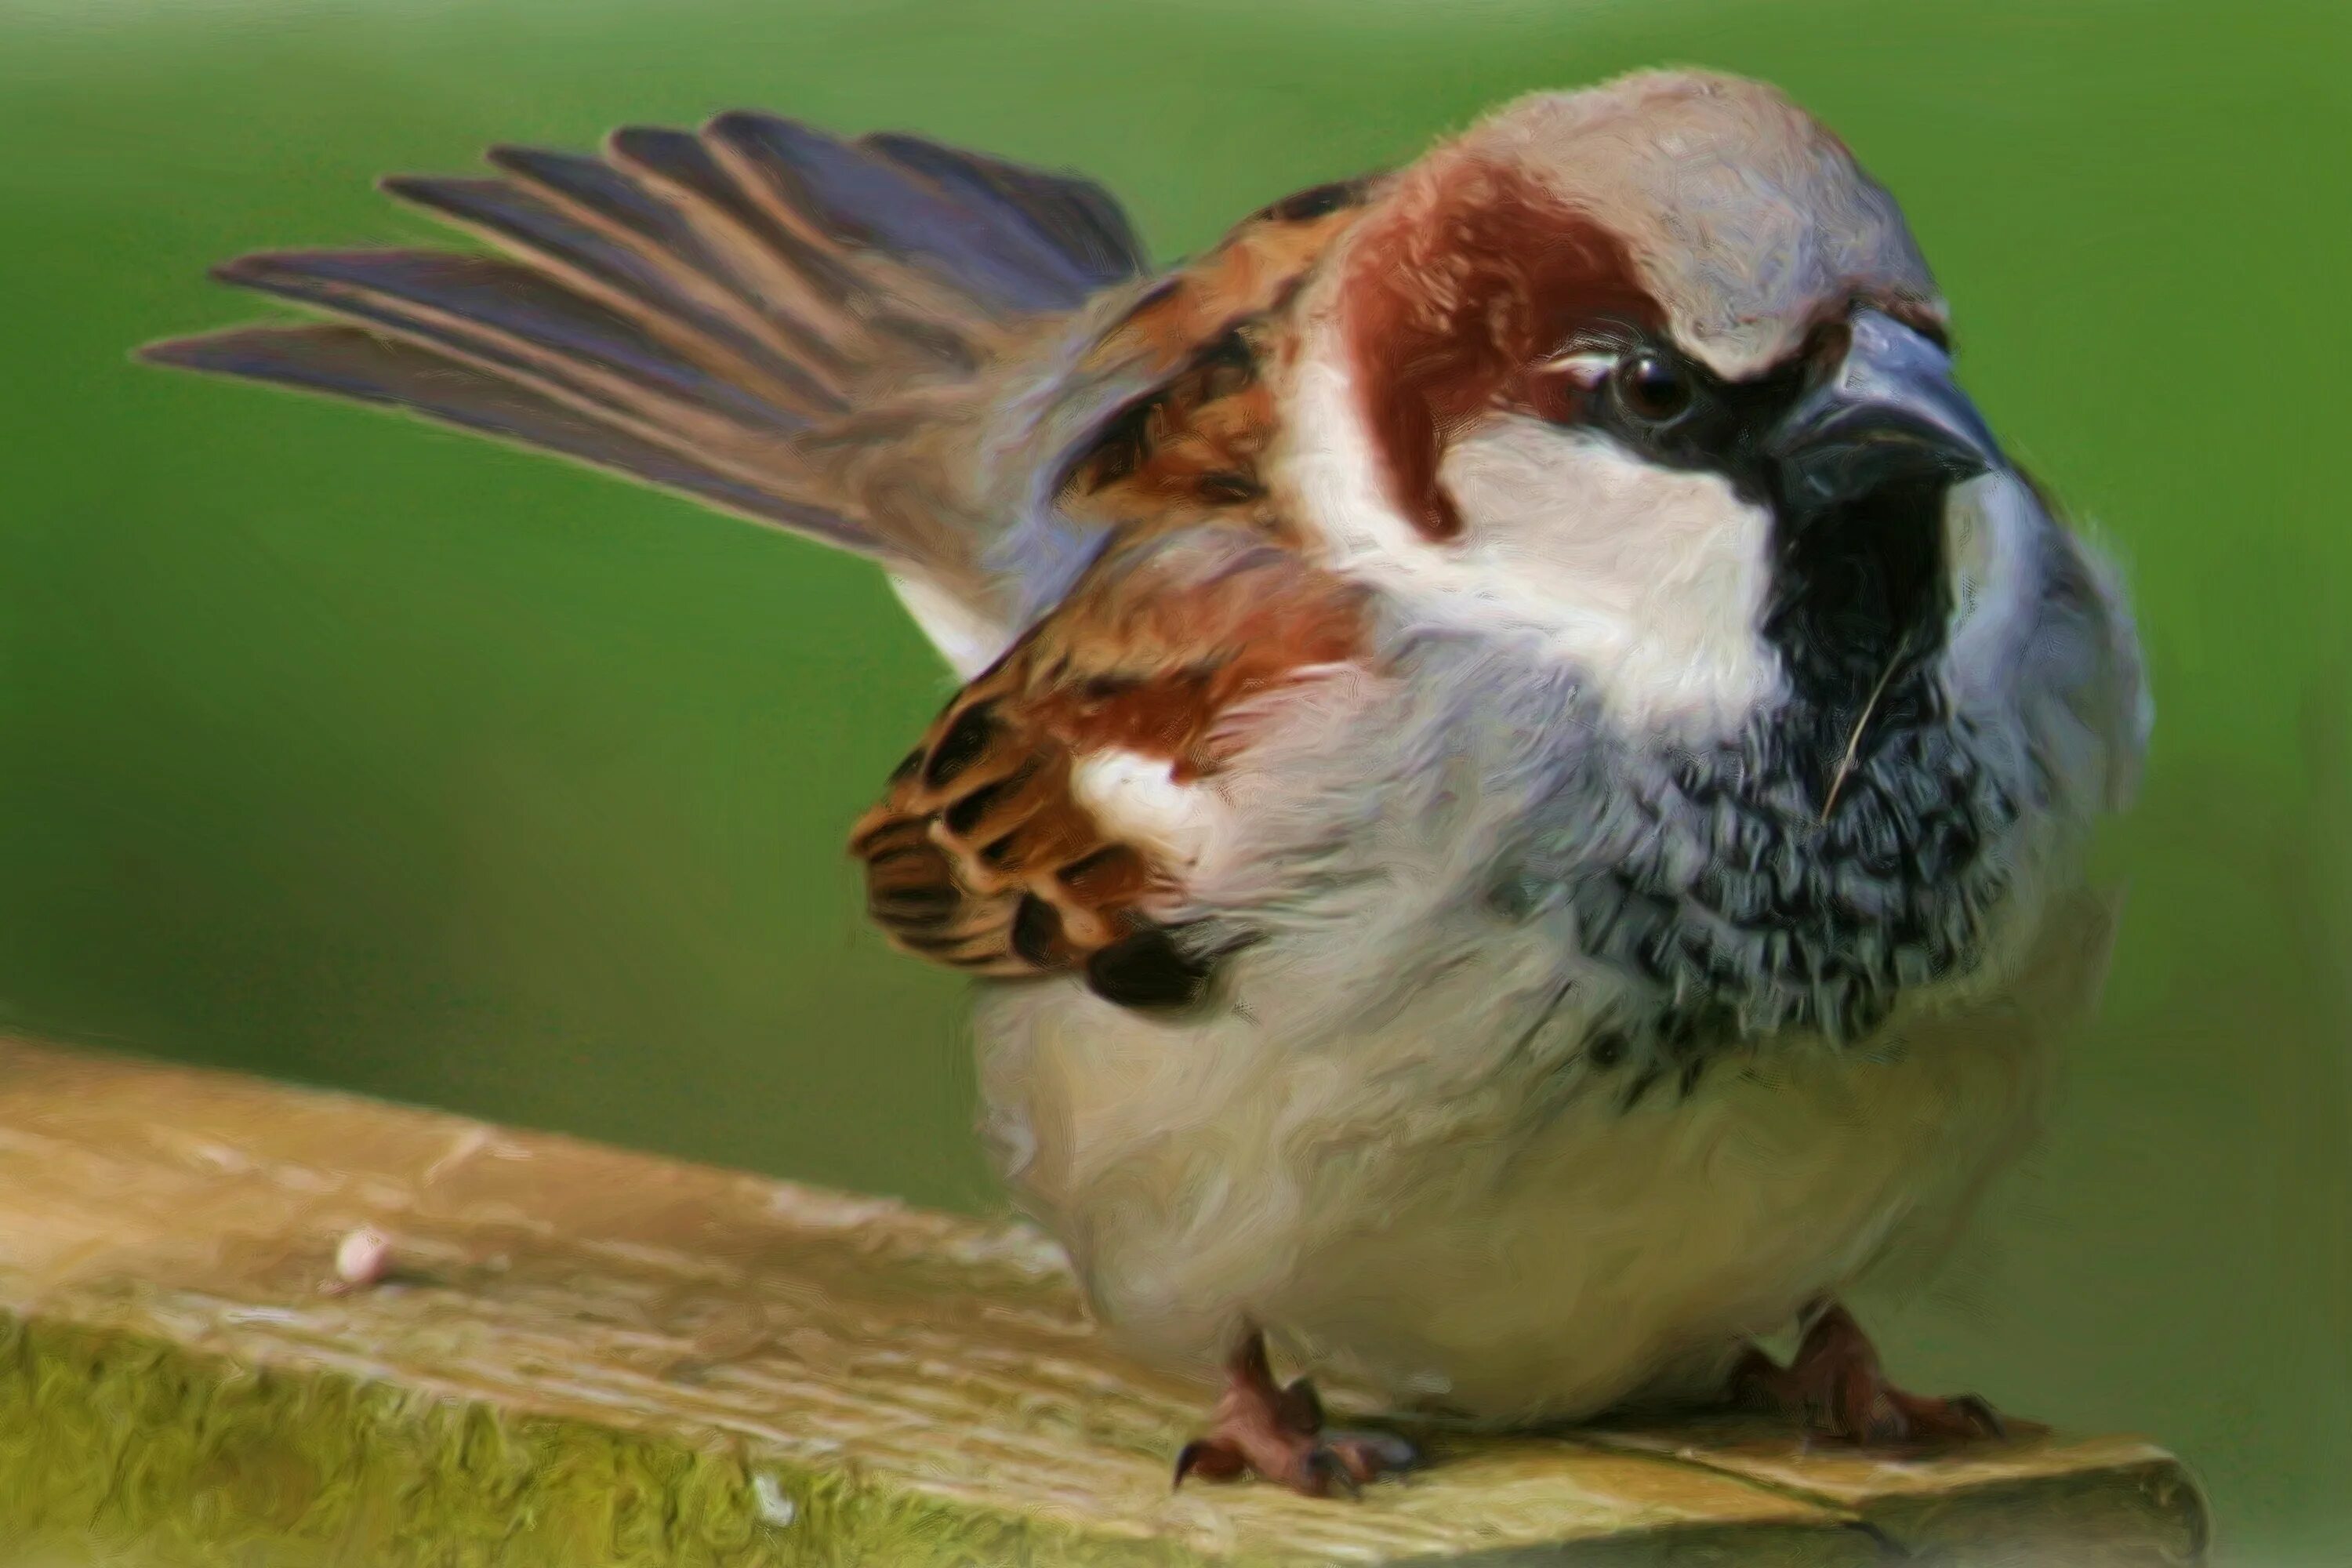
[
  {"left": 1175, "top": 1330, "right": 1421, "bottom": 1499},
  {"left": 1952, "top": 1394, "right": 2005, "bottom": 1440},
  {"left": 1172, "top": 1439, "right": 1203, "bottom": 1490},
  {"left": 1173, "top": 1438, "right": 1243, "bottom": 1490},
  {"left": 1730, "top": 1302, "right": 2023, "bottom": 1450},
  {"left": 1305, "top": 1446, "right": 1359, "bottom": 1500},
  {"left": 1276, "top": 1375, "right": 1323, "bottom": 1434}
]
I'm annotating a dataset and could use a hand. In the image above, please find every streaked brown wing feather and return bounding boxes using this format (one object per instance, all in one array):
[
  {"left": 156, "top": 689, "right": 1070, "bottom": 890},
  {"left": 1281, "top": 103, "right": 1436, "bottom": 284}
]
[
  {"left": 849, "top": 176, "right": 1388, "bottom": 1006},
  {"left": 850, "top": 524, "right": 1369, "bottom": 1007},
  {"left": 1051, "top": 174, "right": 1383, "bottom": 532}
]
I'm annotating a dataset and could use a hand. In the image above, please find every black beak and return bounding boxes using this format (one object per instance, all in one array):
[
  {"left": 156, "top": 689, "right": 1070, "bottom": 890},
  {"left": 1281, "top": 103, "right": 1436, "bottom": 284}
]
[{"left": 1769, "top": 310, "right": 2001, "bottom": 511}]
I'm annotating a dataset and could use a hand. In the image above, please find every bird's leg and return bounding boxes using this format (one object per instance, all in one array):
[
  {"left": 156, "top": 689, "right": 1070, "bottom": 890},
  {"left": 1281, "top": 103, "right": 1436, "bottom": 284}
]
[
  {"left": 1173, "top": 1328, "right": 1420, "bottom": 1498},
  {"left": 1731, "top": 1299, "right": 2009, "bottom": 1446}
]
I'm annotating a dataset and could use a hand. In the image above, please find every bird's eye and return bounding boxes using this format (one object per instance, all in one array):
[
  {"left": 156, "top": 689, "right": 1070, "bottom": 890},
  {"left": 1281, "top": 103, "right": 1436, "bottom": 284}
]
[{"left": 1613, "top": 353, "right": 1692, "bottom": 423}]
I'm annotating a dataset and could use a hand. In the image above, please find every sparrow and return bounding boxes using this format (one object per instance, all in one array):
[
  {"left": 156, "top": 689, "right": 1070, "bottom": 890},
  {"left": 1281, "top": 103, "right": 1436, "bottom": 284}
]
[{"left": 144, "top": 69, "right": 2150, "bottom": 1497}]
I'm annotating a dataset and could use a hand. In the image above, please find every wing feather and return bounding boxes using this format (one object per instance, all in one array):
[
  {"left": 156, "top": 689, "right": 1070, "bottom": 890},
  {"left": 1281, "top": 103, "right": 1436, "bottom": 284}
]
[{"left": 850, "top": 524, "right": 1368, "bottom": 1007}]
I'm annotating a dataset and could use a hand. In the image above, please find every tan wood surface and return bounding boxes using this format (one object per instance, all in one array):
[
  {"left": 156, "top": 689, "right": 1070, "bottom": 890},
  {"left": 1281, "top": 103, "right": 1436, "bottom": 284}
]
[{"left": 0, "top": 1036, "right": 2205, "bottom": 1566}]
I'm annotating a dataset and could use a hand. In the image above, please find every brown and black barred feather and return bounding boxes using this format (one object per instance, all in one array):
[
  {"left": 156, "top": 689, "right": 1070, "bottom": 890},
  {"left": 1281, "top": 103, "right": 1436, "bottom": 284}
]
[{"left": 850, "top": 525, "right": 1370, "bottom": 1009}]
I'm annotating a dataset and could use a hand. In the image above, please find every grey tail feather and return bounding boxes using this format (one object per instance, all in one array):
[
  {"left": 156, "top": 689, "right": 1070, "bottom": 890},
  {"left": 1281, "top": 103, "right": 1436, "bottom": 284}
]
[{"left": 139, "top": 113, "right": 1149, "bottom": 564}]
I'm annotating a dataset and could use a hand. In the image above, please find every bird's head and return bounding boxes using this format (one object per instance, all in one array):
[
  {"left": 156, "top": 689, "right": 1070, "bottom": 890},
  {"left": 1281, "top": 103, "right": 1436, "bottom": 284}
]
[{"left": 1287, "top": 70, "right": 2046, "bottom": 748}]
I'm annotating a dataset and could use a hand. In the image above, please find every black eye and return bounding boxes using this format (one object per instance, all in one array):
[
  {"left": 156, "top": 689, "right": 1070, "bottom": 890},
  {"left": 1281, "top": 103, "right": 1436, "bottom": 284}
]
[{"left": 1613, "top": 353, "right": 1692, "bottom": 423}]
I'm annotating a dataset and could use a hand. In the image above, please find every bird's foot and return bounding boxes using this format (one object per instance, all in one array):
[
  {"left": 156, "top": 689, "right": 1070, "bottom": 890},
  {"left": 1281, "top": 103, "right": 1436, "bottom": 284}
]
[
  {"left": 1173, "top": 1330, "right": 1419, "bottom": 1499},
  {"left": 1732, "top": 1301, "right": 2011, "bottom": 1448}
]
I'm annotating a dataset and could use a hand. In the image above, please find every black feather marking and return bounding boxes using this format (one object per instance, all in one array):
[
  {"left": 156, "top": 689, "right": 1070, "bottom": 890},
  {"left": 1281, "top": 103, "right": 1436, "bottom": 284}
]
[
  {"left": 942, "top": 763, "right": 1033, "bottom": 837},
  {"left": 1084, "top": 925, "right": 1213, "bottom": 1010},
  {"left": 1011, "top": 895, "right": 1064, "bottom": 967},
  {"left": 870, "top": 884, "right": 960, "bottom": 929},
  {"left": 923, "top": 701, "right": 999, "bottom": 789},
  {"left": 851, "top": 815, "right": 931, "bottom": 857},
  {"left": 1195, "top": 472, "right": 1265, "bottom": 504},
  {"left": 1254, "top": 178, "right": 1369, "bottom": 225},
  {"left": 1617, "top": 1066, "right": 1664, "bottom": 1114}
]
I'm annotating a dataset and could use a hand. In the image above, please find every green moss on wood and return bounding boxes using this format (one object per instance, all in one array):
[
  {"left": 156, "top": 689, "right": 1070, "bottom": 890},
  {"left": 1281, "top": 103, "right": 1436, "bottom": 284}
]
[{"left": 0, "top": 1315, "right": 1249, "bottom": 1568}]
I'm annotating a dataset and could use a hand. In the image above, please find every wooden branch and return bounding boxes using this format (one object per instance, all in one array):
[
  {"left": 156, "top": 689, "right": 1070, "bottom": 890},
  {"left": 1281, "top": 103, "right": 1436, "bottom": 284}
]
[{"left": 0, "top": 1036, "right": 2205, "bottom": 1566}]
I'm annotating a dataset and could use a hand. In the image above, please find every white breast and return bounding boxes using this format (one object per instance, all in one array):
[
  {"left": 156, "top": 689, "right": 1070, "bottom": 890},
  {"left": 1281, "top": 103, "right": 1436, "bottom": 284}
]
[
  {"left": 969, "top": 639, "right": 2102, "bottom": 1423},
  {"left": 976, "top": 904, "right": 2067, "bottom": 1422}
]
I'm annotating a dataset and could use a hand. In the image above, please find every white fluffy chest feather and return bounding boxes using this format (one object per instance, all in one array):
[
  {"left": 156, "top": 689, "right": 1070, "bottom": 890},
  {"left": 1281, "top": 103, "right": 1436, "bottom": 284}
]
[{"left": 975, "top": 906, "right": 2065, "bottom": 1423}]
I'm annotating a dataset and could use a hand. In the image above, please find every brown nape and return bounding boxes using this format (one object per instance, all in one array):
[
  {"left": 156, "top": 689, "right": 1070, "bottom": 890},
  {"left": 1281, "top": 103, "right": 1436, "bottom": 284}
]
[{"left": 1341, "top": 161, "right": 1662, "bottom": 540}]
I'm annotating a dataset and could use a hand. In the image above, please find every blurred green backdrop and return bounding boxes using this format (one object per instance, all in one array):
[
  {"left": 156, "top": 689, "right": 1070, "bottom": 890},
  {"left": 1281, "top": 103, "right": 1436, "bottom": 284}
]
[{"left": 1, "top": 0, "right": 2345, "bottom": 1559}]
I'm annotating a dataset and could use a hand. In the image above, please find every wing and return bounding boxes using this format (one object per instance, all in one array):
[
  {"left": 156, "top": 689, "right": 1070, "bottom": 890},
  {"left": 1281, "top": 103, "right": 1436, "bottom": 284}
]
[
  {"left": 142, "top": 122, "right": 1381, "bottom": 662},
  {"left": 850, "top": 522, "right": 1369, "bottom": 1009},
  {"left": 141, "top": 117, "right": 1147, "bottom": 604}
]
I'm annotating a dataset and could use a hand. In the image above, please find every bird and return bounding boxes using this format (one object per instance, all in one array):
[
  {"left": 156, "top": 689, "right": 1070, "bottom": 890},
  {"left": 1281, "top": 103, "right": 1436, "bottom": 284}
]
[{"left": 143, "top": 68, "right": 2150, "bottom": 1498}]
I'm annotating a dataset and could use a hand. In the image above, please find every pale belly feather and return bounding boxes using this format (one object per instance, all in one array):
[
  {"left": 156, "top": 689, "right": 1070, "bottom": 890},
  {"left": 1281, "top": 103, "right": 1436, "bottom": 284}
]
[
  {"left": 971, "top": 600, "right": 2119, "bottom": 1424},
  {"left": 975, "top": 907, "right": 2083, "bottom": 1425}
]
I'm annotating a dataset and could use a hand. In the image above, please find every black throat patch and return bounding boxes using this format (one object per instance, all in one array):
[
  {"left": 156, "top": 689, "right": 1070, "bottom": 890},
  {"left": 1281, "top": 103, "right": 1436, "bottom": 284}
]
[{"left": 1579, "top": 333, "right": 1959, "bottom": 750}]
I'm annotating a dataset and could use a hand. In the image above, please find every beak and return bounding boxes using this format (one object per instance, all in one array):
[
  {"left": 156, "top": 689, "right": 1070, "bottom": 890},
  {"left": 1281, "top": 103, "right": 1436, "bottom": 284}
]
[{"left": 1769, "top": 309, "right": 2002, "bottom": 511}]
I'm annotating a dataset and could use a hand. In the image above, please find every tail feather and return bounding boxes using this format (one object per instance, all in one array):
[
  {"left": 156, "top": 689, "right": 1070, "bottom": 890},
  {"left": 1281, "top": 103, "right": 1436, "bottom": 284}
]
[{"left": 140, "top": 114, "right": 1151, "bottom": 580}]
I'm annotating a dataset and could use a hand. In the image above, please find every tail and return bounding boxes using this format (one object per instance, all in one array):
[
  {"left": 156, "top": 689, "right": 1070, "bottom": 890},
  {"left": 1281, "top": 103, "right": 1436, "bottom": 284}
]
[{"left": 140, "top": 114, "right": 1149, "bottom": 593}]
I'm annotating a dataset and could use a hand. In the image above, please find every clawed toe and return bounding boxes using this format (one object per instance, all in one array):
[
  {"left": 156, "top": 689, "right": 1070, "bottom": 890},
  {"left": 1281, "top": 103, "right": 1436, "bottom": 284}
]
[
  {"left": 1174, "top": 1428, "right": 1418, "bottom": 1500},
  {"left": 1172, "top": 1435, "right": 1250, "bottom": 1486},
  {"left": 1733, "top": 1301, "right": 2017, "bottom": 1450},
  {"left": 1876, "top": 1386, "right": 2006, "bottom": 1445},
  {"left": 1173, "top": 1331, "right": 1419, "bottom": 1499}
]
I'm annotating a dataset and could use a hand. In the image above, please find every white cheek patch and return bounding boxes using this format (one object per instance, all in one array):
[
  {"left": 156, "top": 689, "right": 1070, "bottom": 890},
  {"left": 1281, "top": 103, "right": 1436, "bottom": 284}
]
[
  {"left": 1435, "top": 419, "right": 1783, "bottom": 735},
  {"left": 1285, "top": 343, "right": 1781, "bottom": 739},
  {"left": 1069, "top": 749, "right": 1232, "bottom": 874}
]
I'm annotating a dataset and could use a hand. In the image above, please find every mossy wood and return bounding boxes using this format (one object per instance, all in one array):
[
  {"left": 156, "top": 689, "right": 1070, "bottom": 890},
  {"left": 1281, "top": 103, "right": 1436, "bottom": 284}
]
[{"left": 0, "top": 1037, "right": 2205, "bottom": 1566}]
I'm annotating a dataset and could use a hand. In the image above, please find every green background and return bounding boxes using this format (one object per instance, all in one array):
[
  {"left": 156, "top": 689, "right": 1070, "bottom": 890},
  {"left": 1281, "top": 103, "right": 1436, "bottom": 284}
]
[{"left": 2, "top": 0, "right": 2345, "bottom": 1559}]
